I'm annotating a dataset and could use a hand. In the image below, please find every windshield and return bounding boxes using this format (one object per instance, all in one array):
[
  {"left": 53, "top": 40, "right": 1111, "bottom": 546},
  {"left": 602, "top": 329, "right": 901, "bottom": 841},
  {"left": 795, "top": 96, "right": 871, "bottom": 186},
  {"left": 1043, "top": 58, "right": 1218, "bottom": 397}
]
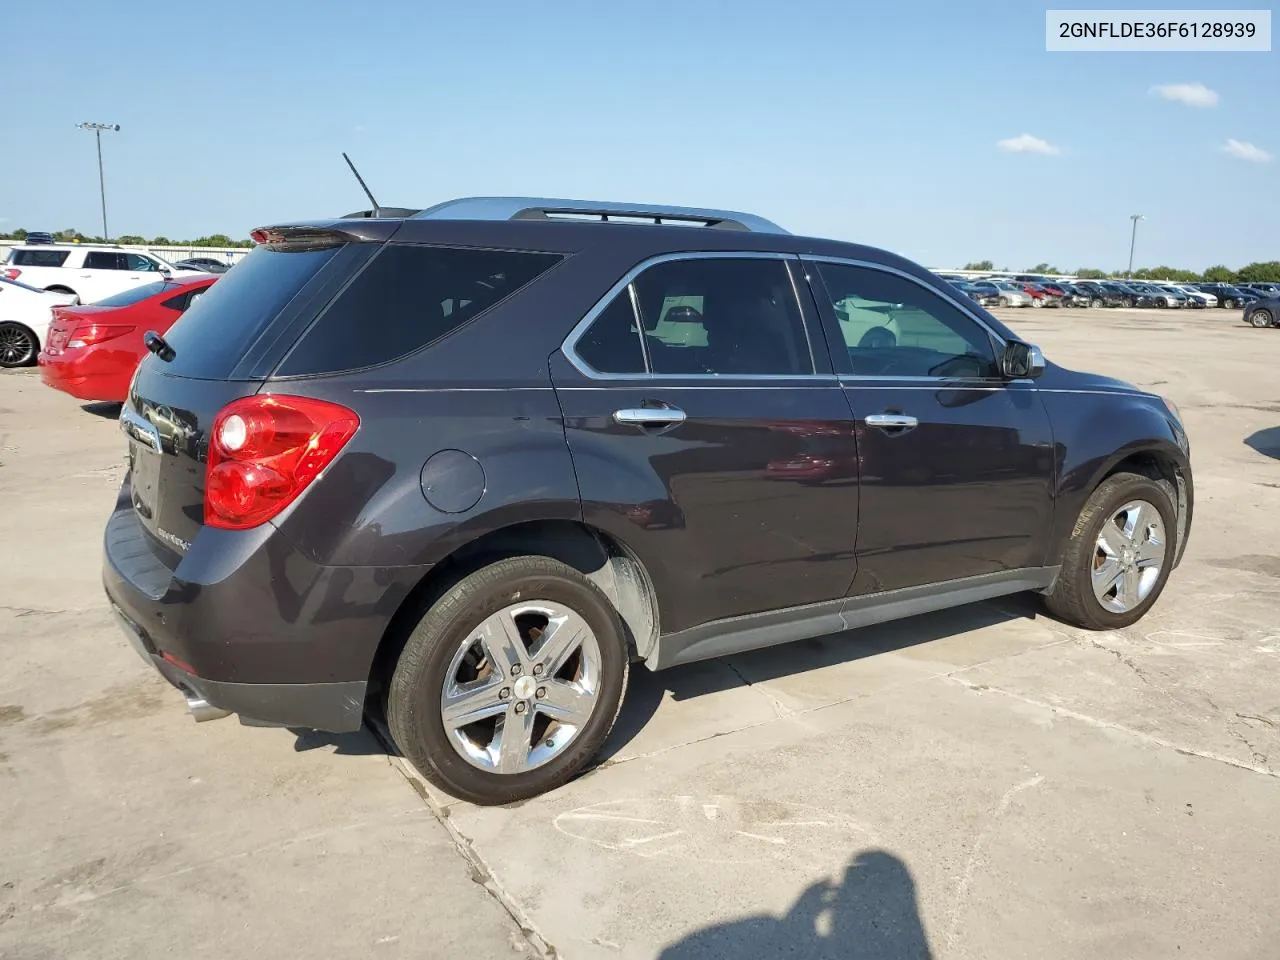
[
  {"left": 0, "top": 276, "right": 50, "bottom": 294},
  {"left": 90, "top": 281, "right": 173, "bottom": 307}
]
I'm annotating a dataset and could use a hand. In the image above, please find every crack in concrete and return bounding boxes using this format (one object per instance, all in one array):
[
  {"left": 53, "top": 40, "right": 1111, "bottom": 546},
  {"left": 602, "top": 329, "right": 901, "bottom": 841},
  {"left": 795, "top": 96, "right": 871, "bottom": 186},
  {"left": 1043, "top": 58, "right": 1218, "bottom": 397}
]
[
  {"left": 723, "top": 660, "right": 795, "bottom": 720},
  {"left": 1236, "top": 712, "right": 1278, "bottom": 729},
  {"left": 368, "top": 725, "right": 550, "bottom": 959},
  {"left": 947, "top": 676, "right": 1279, "bottom": 779},
  {"left": 1226, "top": 723, "right": 1270, "bottom": 768}
]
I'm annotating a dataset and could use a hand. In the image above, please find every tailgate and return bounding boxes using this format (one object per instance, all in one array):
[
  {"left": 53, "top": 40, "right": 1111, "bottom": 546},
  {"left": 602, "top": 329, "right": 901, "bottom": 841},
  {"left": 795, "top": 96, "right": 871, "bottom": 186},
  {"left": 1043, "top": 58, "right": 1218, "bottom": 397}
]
[{"left": 120, "top": 362, "right": 260, "bottom": 558}]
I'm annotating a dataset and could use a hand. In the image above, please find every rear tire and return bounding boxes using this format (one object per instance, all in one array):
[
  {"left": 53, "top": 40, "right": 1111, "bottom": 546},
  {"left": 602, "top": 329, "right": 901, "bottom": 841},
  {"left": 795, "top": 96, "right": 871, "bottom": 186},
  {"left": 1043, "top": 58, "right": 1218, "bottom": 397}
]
[
  {"left": 997, "top": 296, "right": 1010, "bottom": 307},
  {"left": 1044, "top": 472, "right": 1177, "bottom": 631},
  {"left": 387, "top": 556, "right": 629, "bottom": 805},
  {"left": 1249, "top": 309, "right": 1273, "bottom": 328},
  {"left": 0, "top": 322, "right": 38, "bottom": 368}
]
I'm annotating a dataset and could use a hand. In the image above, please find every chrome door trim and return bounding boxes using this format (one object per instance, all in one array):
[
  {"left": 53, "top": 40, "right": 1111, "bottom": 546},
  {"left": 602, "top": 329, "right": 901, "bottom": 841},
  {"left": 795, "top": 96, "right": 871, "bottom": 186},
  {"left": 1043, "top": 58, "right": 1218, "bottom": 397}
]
[{"left": 560, "top": 251, "right": 828, "bottom": 382}]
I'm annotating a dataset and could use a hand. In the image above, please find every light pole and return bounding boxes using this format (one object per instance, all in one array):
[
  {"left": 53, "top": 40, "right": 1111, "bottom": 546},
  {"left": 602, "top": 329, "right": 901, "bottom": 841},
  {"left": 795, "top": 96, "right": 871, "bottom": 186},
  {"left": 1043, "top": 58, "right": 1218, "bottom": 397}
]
[
  {"left": 1127, "top": 214, "right": 1145, "bottom": 277},
  {"left": 76, "top": 122, "right": 120, "bottom": 240}
]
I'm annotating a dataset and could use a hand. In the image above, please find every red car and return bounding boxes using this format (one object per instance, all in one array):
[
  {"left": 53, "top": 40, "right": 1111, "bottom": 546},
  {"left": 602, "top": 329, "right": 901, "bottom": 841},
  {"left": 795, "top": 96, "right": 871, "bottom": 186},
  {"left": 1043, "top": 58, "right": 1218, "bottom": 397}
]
[{"left": 39, "top": 275, "right": 217, "bottom": 402}]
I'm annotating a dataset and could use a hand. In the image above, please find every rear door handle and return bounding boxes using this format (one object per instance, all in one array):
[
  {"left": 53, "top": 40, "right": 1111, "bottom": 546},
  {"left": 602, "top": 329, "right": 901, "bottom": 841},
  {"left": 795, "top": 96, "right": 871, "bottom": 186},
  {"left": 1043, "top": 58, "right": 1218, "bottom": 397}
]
[
  {"left": 865, "top": 413, "right": 918, "bottom": 432},
  {"left": 614, "top": 407, "right": 686, "bottom": 427}
]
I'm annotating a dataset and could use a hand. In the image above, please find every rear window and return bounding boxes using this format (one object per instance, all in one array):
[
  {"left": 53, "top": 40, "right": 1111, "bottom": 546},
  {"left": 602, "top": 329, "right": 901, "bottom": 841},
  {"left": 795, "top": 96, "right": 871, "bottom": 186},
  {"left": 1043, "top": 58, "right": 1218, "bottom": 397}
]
[
  {"left": 92, "top": 281, "right": 171, "bottom": 307},
  {"left": 275, "top": 244, "right": 562, "bottom": 376},
  {"left": 158, "top": 244, "right": 343, "bottom": 380},
  {"left": 12, "top": 249, "right": 70, "bottom": 267}
]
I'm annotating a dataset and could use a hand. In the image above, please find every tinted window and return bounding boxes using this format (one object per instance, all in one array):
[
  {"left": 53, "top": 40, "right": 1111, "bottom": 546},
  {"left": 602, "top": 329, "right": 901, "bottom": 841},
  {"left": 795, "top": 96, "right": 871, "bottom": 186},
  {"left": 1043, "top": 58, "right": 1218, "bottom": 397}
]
[
  {"left": 160, "top": 286, "right": 207, "bottom": 311},
  {"left": 160, "top": 245, "right": 343, "bottom": 379},
  {"left": 815, "top": 263, "right": 998, "bottom": 379},
  {"left": 12, "top": 249, "right": 69, "bottom": 267},
  {"left": 631, "top": 258, "right": 811, "bottom": 376},
  {"left": 277, "top": 244, "right": 562, "bottom": 376},
  {"left": 575, "top": 292, "right": 645, "bottom": 374},
  {"left": 85, "top": 252, "right": 128, "bottom": 270},
  {"left": 92, "top": 281, "right": 171, "bottom": 307}
]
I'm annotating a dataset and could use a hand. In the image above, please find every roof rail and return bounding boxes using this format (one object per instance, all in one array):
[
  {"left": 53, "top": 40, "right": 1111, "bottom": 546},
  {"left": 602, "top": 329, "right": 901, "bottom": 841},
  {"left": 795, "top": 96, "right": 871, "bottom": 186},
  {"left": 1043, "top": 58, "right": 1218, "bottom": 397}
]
[{"left": 411, "top": 197, "right": 789, "bottom": 234}]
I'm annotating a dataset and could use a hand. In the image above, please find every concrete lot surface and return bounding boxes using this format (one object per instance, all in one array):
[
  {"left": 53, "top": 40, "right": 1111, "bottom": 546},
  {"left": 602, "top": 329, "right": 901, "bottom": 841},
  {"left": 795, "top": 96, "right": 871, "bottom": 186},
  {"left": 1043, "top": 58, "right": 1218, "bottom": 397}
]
[{"left": 2, "top": 307, "right": 1278, "bottom": 959}]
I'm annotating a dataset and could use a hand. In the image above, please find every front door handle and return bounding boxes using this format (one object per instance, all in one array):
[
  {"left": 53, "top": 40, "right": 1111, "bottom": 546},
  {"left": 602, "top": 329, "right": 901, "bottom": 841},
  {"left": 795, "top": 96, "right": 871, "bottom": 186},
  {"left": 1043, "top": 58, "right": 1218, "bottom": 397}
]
[
  {"left": 614, "top": 407, "right": 686, "bottom": 427},
  {"left": 865, "top": 413, "right": 918, "bottom": 433}
]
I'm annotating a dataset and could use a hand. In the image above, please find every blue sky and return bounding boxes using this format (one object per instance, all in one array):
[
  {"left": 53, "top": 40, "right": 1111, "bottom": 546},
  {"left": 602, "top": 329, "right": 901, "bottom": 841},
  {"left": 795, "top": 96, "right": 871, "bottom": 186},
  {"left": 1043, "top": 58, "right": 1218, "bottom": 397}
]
[{"left": 2, "top": 0, "right": 1276, "bottom": 270}]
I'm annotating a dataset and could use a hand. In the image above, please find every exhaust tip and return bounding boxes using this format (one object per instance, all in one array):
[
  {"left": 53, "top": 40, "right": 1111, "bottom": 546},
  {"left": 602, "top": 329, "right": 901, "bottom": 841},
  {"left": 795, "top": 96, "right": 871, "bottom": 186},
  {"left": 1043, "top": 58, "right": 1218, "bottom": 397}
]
[{"left": 183, "top": 689, "right": 231, "bottom": 723}]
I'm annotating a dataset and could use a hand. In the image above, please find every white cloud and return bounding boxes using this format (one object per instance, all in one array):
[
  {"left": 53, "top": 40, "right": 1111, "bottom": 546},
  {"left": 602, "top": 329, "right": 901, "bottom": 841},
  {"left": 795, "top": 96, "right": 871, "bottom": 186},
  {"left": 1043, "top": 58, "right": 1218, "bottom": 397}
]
[
  {"left": 996, "top": 134, "right": 1061, "bottom": 156},
  {"left": 1150, "top": 82, "right": 1219, "bottom": 108},
  {"left": 1221, "top": 139, "right": 1273, "bottom": 163}
]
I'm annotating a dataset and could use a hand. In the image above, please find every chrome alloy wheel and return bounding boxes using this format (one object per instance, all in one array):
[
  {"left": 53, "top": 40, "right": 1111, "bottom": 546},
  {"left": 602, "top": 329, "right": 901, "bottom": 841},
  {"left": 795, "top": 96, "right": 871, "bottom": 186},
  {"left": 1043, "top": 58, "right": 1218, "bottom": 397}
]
[
  {"left": 440, "top": 601, "right": 602, "bottom": 774},
  {"left": 1092, "top": 500, "right": 1166, "bottom": 614},
  {"left": 0, "top": 324, "right": 36, "bottom": 367}
]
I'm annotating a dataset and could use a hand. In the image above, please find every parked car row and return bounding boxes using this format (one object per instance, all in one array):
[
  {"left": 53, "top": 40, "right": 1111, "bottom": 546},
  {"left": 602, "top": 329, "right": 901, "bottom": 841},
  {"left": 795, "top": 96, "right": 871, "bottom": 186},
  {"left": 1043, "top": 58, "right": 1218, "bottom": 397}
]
[
  {"left": 0, "top": 241, "right": 231, "bottom": 375},
  {"left": 939, "top": 272, "right": 1279, "bottom": 312}
]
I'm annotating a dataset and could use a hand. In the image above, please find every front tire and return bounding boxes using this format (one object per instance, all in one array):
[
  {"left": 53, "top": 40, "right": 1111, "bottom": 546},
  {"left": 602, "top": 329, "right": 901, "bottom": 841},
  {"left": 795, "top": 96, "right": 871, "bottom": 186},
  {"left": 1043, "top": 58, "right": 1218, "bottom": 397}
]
[
  {"left": 1223, "top": 298, "right": 1236, "bottom": 309},
  {"left": 1249, "top": 309, "right": 1273, "bottom": 328},
  {"left": 387, "top": 556, "right": 629, "bottom": 805},
  {"left": 1044, "top": 472, "right": 1177, "bottom": 630},
  {"left": 0, "top": 322, "right": 38, "bottom": 368}
]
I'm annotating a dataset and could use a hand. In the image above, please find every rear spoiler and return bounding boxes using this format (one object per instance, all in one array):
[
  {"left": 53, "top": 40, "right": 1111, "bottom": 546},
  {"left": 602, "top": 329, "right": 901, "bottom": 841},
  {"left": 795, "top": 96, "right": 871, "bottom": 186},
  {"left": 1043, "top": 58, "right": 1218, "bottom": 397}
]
[
  {"left": 339, "top": 207, "right": 422, "bottom": 219},
  {"left": 250, "top": 220, "right": 403, "bottom": 249}
]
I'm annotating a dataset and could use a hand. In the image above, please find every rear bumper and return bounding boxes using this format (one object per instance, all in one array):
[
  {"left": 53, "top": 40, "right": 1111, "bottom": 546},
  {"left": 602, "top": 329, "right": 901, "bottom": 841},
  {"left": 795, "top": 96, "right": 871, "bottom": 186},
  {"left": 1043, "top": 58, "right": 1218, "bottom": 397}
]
[
  {"left": 110, "top": 602, "right": 367, "bottom": 730},
  {"left": 102, "top": 489, "right": 430, "bottom": 733},
  {"left": 38, "top": 349, "right": 128, "bottom": 402}
]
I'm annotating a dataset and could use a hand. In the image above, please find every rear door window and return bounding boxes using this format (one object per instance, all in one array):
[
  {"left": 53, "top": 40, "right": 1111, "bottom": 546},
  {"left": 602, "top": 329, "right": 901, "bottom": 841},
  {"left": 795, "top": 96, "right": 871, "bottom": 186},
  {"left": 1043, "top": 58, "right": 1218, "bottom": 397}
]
[
  {"left": 84, "top": 252, "right": 128, "bottom": 270},
  {"left": 573, "top": 292, "right": 646, "bottom": 375},
  {"left": 630, "top": 257, "right": 812, "bottom": 376},
  {"left": 275, "top": 244, "right": 562, "bottom": 376},
  {"left": 12, "top": 249, "right": 70, "bottom": 267}
]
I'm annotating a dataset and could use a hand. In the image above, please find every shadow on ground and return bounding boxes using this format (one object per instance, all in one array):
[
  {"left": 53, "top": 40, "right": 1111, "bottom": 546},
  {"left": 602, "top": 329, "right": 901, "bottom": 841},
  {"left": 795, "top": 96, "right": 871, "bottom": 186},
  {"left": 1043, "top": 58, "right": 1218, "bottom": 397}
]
[
  {"left": 1245, "top": 427, "right": 1280, "bottom": 461},
  {"left": 80, "top": 401, "right": 123, "bottom": 419},
  {"left": 600, "top": 595, "right": 1040, "bottom": 763},
  {"left": 658, "top": 849, "right": 934, "bottom": 959},
  {"left": 338, "top": 596, "right": 1043, "bottom": 781}
]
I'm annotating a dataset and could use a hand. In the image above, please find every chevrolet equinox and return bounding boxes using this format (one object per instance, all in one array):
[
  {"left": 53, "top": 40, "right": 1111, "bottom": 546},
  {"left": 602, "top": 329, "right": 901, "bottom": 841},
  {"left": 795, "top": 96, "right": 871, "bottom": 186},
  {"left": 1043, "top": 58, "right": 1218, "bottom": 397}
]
[{"left": 105, "top": 197, "right": 1193, "bottom": 804}]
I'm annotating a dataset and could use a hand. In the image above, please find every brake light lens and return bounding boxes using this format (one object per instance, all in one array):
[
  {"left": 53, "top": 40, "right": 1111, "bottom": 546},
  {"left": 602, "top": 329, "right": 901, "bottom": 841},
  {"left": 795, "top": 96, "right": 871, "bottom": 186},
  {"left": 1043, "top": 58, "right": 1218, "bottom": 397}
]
[
  {"left": 2, "top": 269, "right": 20, "bottom": 280},
  {"left": 67, "top": 323, "right": 133, "bottom": 349},
  {"left": 205, "top": 395, "right": 359, "bottom": 529}
]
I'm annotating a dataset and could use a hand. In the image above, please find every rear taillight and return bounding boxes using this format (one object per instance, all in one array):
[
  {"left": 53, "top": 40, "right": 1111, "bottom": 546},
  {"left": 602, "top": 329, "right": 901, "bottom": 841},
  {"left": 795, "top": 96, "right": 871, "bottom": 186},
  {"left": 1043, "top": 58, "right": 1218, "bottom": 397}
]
[
  {"left": 2, "top": 269, "right": 20, "bottom": 280},
  {"left": 205, "top": 395, "right": 359, "bottom": 529},
  {"left": 67, "top": 323, "right": 133, "bottom": 349}
]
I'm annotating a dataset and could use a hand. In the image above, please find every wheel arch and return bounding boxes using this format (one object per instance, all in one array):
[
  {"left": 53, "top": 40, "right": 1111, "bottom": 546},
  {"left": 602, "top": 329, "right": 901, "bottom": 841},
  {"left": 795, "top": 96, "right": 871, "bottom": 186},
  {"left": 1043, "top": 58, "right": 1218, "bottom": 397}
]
[
  {"left": 367, "top": 518, "right": 660, "bottom": 701},
  {"left": 1054, "top": 441, "right": 1192, "bottom": 571},
  {"left": 44, "top": 284, "right": 77, "bottom": 296}
]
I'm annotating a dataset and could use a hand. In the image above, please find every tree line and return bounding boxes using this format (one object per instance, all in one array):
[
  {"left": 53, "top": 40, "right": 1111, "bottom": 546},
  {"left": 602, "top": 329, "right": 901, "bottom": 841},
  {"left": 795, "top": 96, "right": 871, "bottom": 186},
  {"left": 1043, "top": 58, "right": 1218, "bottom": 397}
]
[
  {"left": 0, "top": 227, "right": 254, "bottom": 248},
  {"left": 961, "top": 260, "right": 1280, "bottom": 283}
]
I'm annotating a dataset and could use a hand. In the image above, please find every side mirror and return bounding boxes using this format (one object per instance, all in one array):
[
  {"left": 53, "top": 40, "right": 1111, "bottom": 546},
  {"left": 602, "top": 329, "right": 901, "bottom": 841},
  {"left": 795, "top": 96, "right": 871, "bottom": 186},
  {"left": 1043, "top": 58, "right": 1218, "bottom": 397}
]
[
  {"left": 1000, "top": 341, "right": 1045, "bottom": 379},
  {"left": 158, "top": 265, "right": 172, "bottom": 275}
]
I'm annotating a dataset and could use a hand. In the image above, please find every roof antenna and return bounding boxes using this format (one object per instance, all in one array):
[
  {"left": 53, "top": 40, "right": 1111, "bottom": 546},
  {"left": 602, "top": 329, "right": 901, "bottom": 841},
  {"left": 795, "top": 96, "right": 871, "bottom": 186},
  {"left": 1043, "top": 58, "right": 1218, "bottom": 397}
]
[{"left": 342, "top": 152, "right": 381, "bottom": 217}]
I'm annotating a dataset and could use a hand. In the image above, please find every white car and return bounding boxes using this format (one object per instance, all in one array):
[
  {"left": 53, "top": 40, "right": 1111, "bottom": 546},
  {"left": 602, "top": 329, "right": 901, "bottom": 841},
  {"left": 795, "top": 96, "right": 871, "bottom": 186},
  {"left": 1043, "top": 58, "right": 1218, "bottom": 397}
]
[
  {"left": 1, "top": 244, "right": 203, "bottom": 304},
  {"left": 0, "top": 277, "right": 79, "bottom": 368},
  {"left": 1172, "top": 284, "right": 1217, "bottom": 307}
]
